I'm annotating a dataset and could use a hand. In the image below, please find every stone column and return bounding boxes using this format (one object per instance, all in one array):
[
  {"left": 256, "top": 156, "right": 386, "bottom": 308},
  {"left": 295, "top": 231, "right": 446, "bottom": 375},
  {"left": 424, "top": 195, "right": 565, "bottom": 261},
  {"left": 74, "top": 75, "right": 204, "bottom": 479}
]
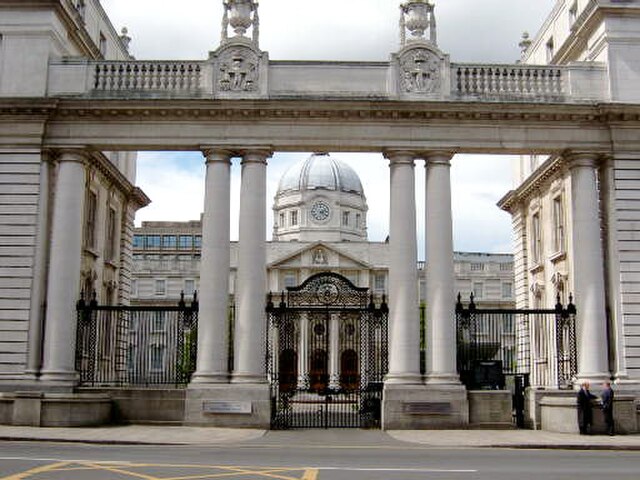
[
  {"left": 191, "top": 149, "right": 232, "bottom": 384},
  {"left": 384, "top": 151, "right": 421, "bottom": 384},
  {"left": 328, "top": 313, "right": 340, "bottom": 390},
  {"left": 424, "top": 152, "right": 460, "bottom": 385},
  {"left": 568, "top": 153, "right": 610, "bottom": 383},
  {"left": 232, "top": 149, "right": 271, "bottom": 383},
  {"left": 297, "top": 313, "right": 310, "bottom": 390},
  {"left": 40, "top": 151, "right": 87, "bottom": 385}
]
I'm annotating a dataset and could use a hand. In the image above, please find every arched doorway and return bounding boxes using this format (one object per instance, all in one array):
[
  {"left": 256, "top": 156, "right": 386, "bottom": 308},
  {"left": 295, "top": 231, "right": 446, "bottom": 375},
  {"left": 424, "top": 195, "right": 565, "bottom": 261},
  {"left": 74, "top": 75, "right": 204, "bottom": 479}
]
[
  {"left": 340, "top": 349, "right": 359, "bottom": 391},
  {"left": 278, "top": 349, "right": 297, "bottom": 393},
  {"left": 309, "top": 349, "right": 328, "bottom": 392}
]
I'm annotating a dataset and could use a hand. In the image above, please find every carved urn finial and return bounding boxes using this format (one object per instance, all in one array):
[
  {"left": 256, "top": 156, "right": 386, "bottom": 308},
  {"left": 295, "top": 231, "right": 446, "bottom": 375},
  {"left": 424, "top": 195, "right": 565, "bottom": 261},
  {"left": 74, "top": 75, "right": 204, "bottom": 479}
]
[
  {"left": 221, "top": 0, "right": 260, "bottom": 46},
  {"left": 400, "top": 1, "right": 437, "bottom": 46},
  {"left": 519, "top": 31, "right": 532, "bottom": 57}
]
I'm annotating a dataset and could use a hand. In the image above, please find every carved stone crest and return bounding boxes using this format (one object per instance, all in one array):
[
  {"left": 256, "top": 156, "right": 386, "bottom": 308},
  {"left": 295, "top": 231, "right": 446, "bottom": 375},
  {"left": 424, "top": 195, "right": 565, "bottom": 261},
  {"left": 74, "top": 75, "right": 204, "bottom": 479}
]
[
  {"left": 398, "top": 47, "right": 441, "bottom": 94},
  {"left": 218, "top": 47, "right": 259, "bottom": 92}
]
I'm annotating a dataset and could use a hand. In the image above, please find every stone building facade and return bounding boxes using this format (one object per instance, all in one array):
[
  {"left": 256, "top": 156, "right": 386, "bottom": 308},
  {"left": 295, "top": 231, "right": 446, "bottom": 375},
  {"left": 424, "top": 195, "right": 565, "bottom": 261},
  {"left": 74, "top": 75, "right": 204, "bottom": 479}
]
[{"left": 131, "top": 155, "right": 515, "bottom": 309}]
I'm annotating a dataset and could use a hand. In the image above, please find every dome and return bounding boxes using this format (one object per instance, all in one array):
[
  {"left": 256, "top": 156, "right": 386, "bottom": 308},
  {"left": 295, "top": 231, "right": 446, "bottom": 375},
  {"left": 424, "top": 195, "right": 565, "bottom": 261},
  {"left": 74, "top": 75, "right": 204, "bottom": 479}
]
[{"left": 277, "top": 153, "right": 364, "bottom": 196}]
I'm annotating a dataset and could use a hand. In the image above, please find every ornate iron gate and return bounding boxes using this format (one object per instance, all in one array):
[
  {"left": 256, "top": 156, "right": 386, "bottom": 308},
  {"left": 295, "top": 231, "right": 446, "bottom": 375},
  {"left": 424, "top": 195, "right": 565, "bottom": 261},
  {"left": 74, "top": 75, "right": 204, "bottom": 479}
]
[{"left": 266, "top": 273, "right": 388, "bottom": 429}]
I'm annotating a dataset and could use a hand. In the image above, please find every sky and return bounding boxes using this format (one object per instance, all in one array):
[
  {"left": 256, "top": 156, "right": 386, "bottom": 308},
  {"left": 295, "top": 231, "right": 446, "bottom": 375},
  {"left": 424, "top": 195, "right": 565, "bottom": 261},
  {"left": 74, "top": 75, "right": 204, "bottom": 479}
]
[{"left": 100, "top": 0, "right": 558, "bottom": 256}]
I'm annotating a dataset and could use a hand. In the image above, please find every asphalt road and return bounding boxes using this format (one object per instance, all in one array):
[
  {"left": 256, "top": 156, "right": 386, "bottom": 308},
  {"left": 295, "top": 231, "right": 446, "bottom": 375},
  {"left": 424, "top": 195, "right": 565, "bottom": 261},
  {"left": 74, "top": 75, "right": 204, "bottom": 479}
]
[{"left": 0, "top": 431, "right": 639, "bottom": 480}]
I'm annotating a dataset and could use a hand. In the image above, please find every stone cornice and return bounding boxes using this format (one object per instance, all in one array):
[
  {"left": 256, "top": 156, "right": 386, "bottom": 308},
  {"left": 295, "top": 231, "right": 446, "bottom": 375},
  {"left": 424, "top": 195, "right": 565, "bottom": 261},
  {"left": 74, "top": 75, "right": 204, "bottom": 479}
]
[
  {"left": 2, "top": 99, "right": 640, "bottom": 126},
  {"left": 85, "top": 150, "right": 150, "bottom": 208},
  {"left": 497, "top": 155, "right": 566, "bottom": 213}
]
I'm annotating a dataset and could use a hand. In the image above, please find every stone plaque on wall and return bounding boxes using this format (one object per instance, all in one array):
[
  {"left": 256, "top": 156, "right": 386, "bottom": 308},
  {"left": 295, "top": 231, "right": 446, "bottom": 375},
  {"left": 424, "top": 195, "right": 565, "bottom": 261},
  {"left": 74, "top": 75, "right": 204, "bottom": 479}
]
[{"left": 203, "top": 401, "right": 252, "bottom": 415}]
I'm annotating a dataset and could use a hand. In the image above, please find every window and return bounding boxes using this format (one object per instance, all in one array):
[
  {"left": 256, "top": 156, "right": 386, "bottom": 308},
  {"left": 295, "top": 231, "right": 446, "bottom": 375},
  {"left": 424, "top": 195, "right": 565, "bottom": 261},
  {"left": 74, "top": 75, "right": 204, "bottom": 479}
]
[
  {"left": 150, "top": 345, "right": 165, "bottom": 371},
  {"left": 133, "top": 235, "right": 144, "bottom": 249},
  {"left": 342, "top": 211, "right": 350, "bottom": 226},
  {"left": 290, "top": 210, "right": 298, "bottom": 226},
  {"left": 75, "top": 0, "right": 86, "bottom": 20},
  {"left": 283, "top": 272, "right": 297, "bottom": 288},
  {"left": 500, "top": 262, "right": 513, "bottom": 272},
  {"left": 131, "top": 279, "right": 138, "bottom": 297},
  {"left": 546, "top": 37, "right": 555, "bottom": 64},
  {"left": 374, "top": 273, "right": 386, "bottom": 292},
  {"left": 569, "top": 2, "right": 578, "bottom": 27},
  {"left": 344, "top": 271, "right": 358, "bottom": 285},
  {"left": 194, "top": 235, "right": 202, "bottom": 249},
  {"left": 552, "top": 196, "right": 565, "bottom": 253},
  {"left": 178, "top": 235, "right": 193, "bottom": 250},
  {"left": 184, "top": 279, "right": 195, "bottom": 296},
  {"left": 105, "top": 207, "right": 118, "bottom": 262},
  {"left": 99, "top": 32, "right": 107, "bottom": 57},
  {"left": 473, "top": 282, "right": 483, "bottom": 300},
  {"left": 146, "top": 235, "right": 161, "bottom": 249},
  {"left": 154, "top": 279, "right": 166, "bottom": 296},
  {"left": 279, "top": 213, "right": 286, "bottom": 228},
  {"left": 84, "top": 190, "right": 98, "bottom": 250},
  {"left": 470, "top": 263, "right": 484, "bottom": 271},
  {"left": 502, "top": 282, "right": 513, "bottom": 299},
  {"left": 531, "top": 213, "right": 542, "bottom": 264},
  {"left": 153, "top": 312, "right": 166, "bottom": 331},
  {"left": 162, "top": 235, "right": 177, "bottom": 249},
  {"left": 355, "top": 213, "right": 361, "bottom": 229}
]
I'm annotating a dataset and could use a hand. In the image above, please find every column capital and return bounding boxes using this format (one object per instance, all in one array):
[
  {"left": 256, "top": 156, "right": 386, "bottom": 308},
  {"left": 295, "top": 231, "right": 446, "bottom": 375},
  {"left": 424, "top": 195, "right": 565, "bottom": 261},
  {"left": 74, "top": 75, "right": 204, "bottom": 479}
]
[
  {"left": 201, "top": 147, "right": 233, "bottom": 164},
  {"left": 241, "top": 148, "right": 273, "bottom": 164},
  {"left": 422, "top": 150, "right": 455, "bottom": 166},
  {"left": 383, "top": 149, "right": 417, "bottom": 164},
  {"left": 563, "top": 151, "right": 601, "bottom": 169},
  {"left": 49, "top": 148, "right": 90, "bottom": 164}
]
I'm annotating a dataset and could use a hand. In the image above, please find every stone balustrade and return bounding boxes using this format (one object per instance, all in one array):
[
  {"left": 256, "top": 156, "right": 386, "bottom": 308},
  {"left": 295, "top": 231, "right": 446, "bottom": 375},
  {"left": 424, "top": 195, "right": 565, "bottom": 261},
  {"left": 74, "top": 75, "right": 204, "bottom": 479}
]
[
  {"left": 452, "top": 64, "right": 566, "bottom": 100},
  {"left": 92, "top": 61, "right": 204, "bottom": 95},
  {"left": 46, "top": 58, "right": 605, "bottom": 103}
]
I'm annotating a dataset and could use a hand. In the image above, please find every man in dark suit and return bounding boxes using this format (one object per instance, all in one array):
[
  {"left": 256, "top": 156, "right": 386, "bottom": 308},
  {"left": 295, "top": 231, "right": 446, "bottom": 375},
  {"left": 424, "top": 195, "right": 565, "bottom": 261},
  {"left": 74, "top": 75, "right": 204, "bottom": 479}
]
[
  {"left": 577, "top": 381, "right": 597, "bottom": 434},
  {"left": 601, "top": 381, "right": 615, "bottom": 435}
]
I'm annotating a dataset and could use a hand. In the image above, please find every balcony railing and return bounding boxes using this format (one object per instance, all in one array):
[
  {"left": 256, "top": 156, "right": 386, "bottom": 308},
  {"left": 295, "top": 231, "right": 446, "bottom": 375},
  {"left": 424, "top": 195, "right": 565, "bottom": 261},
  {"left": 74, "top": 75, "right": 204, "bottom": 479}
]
[
  {"left": 453, "top": 64, "right": 566, "bottom": 100},
  {"left": 92, "top": 61, "right": 204, "bottom": 94}
]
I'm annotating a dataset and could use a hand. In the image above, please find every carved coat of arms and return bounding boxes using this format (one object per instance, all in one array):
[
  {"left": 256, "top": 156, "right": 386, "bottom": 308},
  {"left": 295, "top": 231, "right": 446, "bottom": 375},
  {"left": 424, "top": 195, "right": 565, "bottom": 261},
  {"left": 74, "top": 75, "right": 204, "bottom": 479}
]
[
  {"left": 399, "top": 48, "right": 441, "bottom": 94},
  {"left": 218, "top": 48, "right": 259, "bottom": 92}
]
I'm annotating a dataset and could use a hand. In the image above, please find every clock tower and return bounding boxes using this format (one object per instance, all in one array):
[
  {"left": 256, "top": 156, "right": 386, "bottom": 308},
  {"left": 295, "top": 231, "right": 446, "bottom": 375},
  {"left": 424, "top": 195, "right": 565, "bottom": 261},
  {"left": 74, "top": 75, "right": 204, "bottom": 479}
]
[{"left": 272, "top": 153, "right": 368, "bottom": 242}]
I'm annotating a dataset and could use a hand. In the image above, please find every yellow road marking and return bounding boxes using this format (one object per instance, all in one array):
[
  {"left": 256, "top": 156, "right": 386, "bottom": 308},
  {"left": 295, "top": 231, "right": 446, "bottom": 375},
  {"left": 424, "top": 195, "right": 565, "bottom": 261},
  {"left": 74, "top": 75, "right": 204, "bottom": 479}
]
[
  {"left": 1, "top": 461, "right": 315, "bottom": 480},
  {"left": 301, "top": 469, "right": 319, "bottom": 480},
  {"left": 0, "top": 462, "right": 70, "bottom": 480}
]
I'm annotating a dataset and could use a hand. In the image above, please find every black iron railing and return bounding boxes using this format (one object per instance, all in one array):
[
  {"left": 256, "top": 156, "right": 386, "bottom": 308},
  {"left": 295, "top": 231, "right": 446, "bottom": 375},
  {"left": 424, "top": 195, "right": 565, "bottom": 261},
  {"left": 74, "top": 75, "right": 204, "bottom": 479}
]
[
  {"left": 456, "top": 294, "right": 577, "bottom": 390},
  {"left": 75, "top": 292, "right": 198, "bottom": 387}
]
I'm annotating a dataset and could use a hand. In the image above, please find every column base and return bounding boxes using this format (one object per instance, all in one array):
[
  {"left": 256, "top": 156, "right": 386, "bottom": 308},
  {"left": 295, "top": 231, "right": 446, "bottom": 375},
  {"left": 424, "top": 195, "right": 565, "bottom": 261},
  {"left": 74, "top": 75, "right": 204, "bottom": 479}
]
[
  {"left": 38, "top": 370, "right": 78, "bottom": 388},
  {"left": 424, "top": 373, "right": 461, "bottom": 386},
  {"left": 190, "top": 372, "right": 229, "bottom": 385},
  {"left": 384, "top": 372, "right": 423, "bottom": 385},
  {"left": 231, "top": 372, "right": 268, "bottom": 384},
  {"left": 382, "top": 383, "right": 468, "bottom": 430},
  {"left": 184, "top": 383, "right": 270, "bottom": 428}
]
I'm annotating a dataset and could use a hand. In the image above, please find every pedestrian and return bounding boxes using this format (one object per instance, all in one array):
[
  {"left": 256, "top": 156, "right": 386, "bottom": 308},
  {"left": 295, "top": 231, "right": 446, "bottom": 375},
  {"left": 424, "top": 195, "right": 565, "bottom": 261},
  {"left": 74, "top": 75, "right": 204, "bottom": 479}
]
[
  {"left": 601, "top": 381, "right": 615, "bottom": 435},
  {"left": 577, "top": 381, "right": 597, "bottom": 434}
]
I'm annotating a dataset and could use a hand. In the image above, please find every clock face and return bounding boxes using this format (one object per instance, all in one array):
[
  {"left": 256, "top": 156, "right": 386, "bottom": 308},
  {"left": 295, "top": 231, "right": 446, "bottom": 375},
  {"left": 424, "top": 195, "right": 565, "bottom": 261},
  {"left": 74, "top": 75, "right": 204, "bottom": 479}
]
[{"left": 310, "top": 201, "right": 330, "bottom": 222}]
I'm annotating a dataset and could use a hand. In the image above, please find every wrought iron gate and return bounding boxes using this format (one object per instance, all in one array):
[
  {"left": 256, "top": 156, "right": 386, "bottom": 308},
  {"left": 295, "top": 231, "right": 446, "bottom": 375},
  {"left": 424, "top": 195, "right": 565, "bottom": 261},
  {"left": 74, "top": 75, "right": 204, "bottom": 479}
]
[{"left": 266, "top": 273, "right": 388, "bottom": 429}]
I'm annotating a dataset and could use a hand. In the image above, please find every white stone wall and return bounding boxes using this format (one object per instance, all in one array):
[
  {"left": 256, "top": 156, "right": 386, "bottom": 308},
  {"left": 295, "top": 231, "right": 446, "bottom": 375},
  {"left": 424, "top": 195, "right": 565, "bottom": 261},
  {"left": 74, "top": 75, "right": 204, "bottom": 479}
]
[{"left": 0, "top": 151, "right": 43, "bottom": 378}]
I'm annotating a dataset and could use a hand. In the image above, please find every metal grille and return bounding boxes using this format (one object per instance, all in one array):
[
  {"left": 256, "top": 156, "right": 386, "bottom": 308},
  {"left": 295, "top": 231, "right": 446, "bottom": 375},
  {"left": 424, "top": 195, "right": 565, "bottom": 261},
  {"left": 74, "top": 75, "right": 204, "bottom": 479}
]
[
  {"left": 75, "top": 294, "right": 198, "bottom": 387},
  {"left": 266, "top": 273, "right": 388, "bottom": 429},
  {"left": 456, "top": 294, "right": 577, "bottom": 390}
]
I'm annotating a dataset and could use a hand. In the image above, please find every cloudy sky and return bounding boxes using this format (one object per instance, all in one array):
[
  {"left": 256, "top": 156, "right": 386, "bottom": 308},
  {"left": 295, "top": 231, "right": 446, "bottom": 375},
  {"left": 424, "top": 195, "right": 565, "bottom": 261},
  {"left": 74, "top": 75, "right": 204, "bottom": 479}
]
[{"left": 100, "top": 0, "right": 558, "bottom": 256}]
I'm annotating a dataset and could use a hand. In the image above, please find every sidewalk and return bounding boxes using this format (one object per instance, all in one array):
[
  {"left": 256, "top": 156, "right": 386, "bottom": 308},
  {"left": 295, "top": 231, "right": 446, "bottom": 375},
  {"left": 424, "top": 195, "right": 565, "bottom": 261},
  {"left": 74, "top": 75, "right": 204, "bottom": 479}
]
[{"left": 0, "top": 425, "right": 639, "bottom": 450}]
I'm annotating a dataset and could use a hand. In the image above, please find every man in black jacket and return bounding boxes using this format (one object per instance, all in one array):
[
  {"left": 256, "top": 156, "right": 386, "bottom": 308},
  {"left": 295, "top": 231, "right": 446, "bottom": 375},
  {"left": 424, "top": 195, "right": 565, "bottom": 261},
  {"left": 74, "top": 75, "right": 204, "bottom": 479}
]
[
  {"left": 601, "top": 381, "right": 615, "bottom": 435},
  {"left": 577, "top": 381, "right": 597, "bottom": 434}
]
